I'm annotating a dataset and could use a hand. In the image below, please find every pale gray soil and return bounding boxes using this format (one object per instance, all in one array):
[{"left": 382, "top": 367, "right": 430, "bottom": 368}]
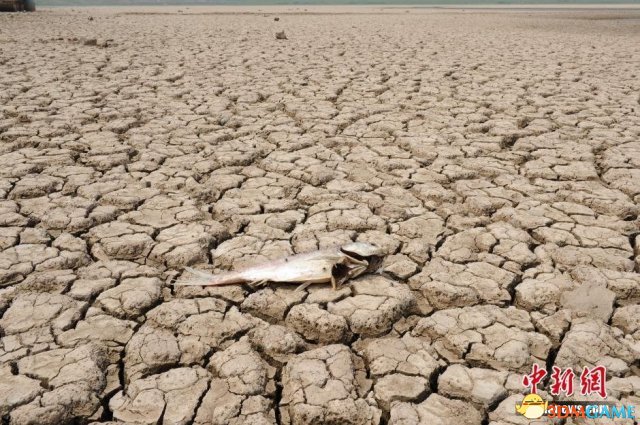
[{"left": 0, "top": 7, "right": 639, "bottom": 425}]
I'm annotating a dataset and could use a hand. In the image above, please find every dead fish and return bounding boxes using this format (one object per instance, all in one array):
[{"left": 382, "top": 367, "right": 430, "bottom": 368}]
[{"left": 175, "top": 242, "right": 383, "bottom": 291}]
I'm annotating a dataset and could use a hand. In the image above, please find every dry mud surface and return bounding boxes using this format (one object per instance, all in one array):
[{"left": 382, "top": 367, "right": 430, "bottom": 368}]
[{"left": 1, "top": 6, "right": 640, "bottom": 425}]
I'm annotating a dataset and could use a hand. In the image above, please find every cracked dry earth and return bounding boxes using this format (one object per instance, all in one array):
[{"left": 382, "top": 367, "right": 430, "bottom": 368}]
[{"left": 0, "top": 6, "right": 639, "bottom": 425}]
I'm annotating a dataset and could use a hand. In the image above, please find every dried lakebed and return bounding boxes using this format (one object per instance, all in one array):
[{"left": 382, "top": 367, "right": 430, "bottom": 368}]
[{"left": 0, "top": 6, "right": 639, "bottom": 425}]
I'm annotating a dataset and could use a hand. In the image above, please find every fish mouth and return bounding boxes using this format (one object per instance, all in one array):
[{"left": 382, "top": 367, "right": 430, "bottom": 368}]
[
  {"left": 340, "top": 246, "right": 383, "bottom": 275},
  {"left": 365, "top": 255, "right": 383, "bottom": 273},
  {"left": 332, "top": 256, "right": 383, "bottom": 285},
  {"left": 332, "top": 263, "right": 352, "bottom": 285}
]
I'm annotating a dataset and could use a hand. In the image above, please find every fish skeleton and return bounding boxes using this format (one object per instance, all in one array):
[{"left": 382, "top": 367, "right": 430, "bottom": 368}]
[{"left": 174, "top": 242, "right": 383, "bottom": 291}]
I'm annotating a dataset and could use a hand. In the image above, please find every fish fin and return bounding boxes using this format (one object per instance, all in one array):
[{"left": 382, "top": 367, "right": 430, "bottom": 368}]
[
  {"left": 173, "top": 267, "right": 245, "bottom": 286},
  {"left": 173, "top": 267, "right": 212, "bottom": 286},
  {"left": 185, "top": 267, "right": 215, "bottom": 280},
  {"left": 295, "top": 281, "right": 314, "bottom": 292},
  {"left": 248, "top": 279, "right": 269, "bottom": 289}
]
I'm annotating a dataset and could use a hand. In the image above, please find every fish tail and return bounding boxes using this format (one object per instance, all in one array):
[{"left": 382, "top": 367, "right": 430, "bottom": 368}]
[{"left": 173, "top": 267, "right": 246, "bottom": 286}]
